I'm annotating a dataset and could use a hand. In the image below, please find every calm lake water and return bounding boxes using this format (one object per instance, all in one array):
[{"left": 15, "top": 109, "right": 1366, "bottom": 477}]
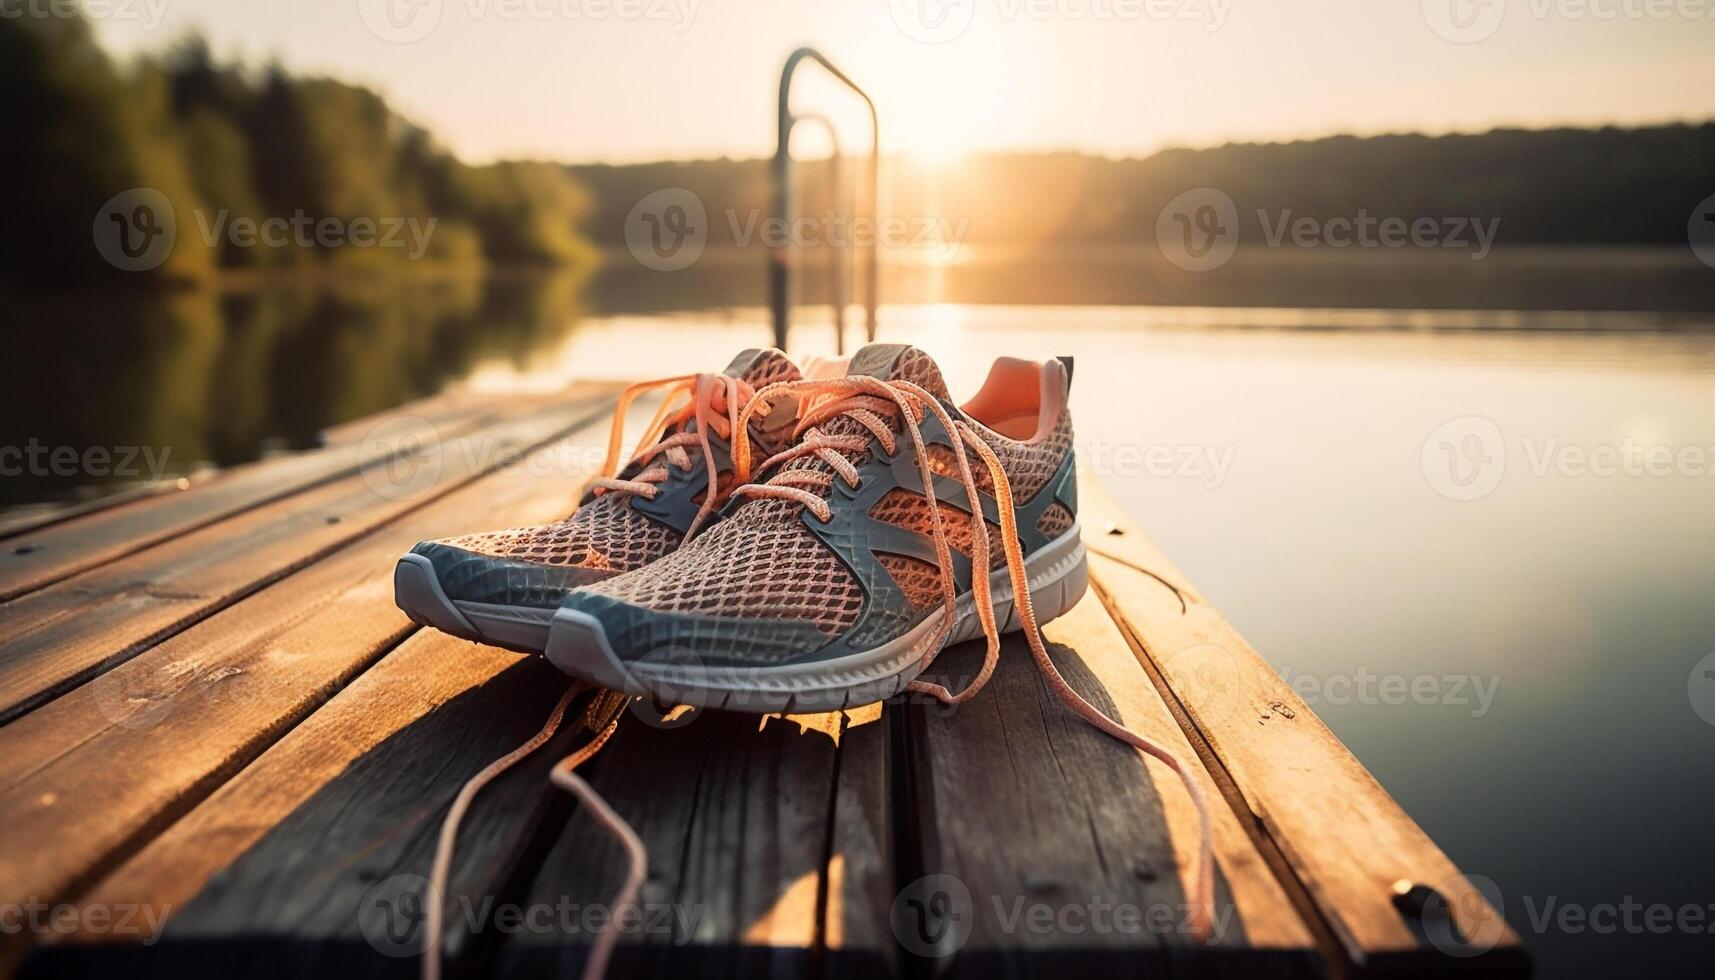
[{"left": 6, "top": 248, "right": 1715, "bottom": 975}]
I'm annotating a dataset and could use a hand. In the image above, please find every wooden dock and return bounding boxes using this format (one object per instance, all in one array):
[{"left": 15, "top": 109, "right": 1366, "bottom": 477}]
[{"left": 0, "top": 382, "right": 1527, "bottom": 978}]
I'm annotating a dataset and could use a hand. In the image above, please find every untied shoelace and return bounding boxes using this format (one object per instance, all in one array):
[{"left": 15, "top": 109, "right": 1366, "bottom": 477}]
[{"left": 424, "top": 374, "right": 1216, "bottom": 980}]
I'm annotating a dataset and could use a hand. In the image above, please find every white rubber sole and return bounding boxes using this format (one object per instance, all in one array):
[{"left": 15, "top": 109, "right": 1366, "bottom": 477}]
[
  {"left": 544, "top": 525, "right": 1089, "bottom": 714},
  {"left": 392, "top": 553, "right": 556, "bottom": 654}
]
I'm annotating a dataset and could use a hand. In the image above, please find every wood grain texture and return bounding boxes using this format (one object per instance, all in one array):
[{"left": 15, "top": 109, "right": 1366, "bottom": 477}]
[
  {"left": 315, "top": 385, "right": 505, "bottom": 447},
  {"left": 1079, "top": 470, "right": 1527, "bottom": 976},
  {"left": 0, "top": 481, "right": 182, "bottom": 542},
  {"left": 0, "top": 408, "right": 617, "bottom": 965},
  {"left": 0, "top": 386, "right": 572, "bottom": 603},
  {"left": 0, "top": 392, "right": 611, "bottom": 726},
  {"left": 898, "top": 591, "right": 1319, "bottom": 979},
  {"left": 26, "top": 636, "right": 623, "bottom": 979},
  {"left": 494, "top": 707, "right": 861, "bottom": 980}
]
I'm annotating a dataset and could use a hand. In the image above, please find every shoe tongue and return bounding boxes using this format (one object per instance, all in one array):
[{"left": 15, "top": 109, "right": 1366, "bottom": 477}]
[
  {"left": 723, "top": 348, "right": 801, "bottom": 388},
  {"left": 729, "top": 345, "right": 950, "bottom": 528},
  {"left": 844, "top": 344, "right": 951, "bottom": 402}
]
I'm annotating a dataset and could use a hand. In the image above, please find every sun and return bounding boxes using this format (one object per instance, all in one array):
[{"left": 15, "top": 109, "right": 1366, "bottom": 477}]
[{"left": 852, "top": 10, "right": 1014, "bottom": 165}]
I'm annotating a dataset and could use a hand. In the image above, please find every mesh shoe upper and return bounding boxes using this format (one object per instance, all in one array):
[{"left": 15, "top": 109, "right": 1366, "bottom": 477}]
[
  {"left": 411, "top": 348, "right": 800, "bottom": 608},
  {"left": 558, "top": 344, "right": 1078, "bottom": 666}
]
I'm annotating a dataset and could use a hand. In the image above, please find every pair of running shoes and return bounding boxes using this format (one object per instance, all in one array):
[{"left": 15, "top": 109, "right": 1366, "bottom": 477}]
[{"left": 391, "top": 343, "right": 1088, "bottom": 714}]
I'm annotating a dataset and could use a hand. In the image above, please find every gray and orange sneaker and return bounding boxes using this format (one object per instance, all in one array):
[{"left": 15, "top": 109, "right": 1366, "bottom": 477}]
[
  {"left": 392, "top": 348, "right": 801, "bottom": 654},
  {"left": 541, "top": 343, "right": 1086, "bottom": 713}
]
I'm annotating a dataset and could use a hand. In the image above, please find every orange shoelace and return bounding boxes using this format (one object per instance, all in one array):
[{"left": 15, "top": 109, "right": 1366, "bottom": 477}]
[
  {"left": 423, "top": 375, "right": 1215, "bottom": 980},
  {"left": 590, "top": 372, "right": 757, "bottom": 537},
  {"left": 424, "top": 684, "right": 642, "bottom": 980},
  {"left": 424, "top": 373, "right": 763, "bottom": 980},
  {"left": 732, "top": 376, "right": 1216, "bottom": 940}
]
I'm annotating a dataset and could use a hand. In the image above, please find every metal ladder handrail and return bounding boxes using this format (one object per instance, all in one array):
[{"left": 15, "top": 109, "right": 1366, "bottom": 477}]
[
  {"left": 770, "top": 47, "right": 879, "bottom": 353},
  {"left": 788, "top": 112, "right": 851, "bottom": 348}
]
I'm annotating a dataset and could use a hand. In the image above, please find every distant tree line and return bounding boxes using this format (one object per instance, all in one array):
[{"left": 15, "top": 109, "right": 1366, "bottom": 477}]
[
  {"left": 572, "top": 123, "right": 1715, "bottom": 250},
  {"left": 1, "top": 15, "right": 592, "bottom": 289}
]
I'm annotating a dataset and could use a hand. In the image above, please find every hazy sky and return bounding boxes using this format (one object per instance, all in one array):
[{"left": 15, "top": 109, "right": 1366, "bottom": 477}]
[{"left": 94, "top": 0, "right": 1715, "bottom": 163}]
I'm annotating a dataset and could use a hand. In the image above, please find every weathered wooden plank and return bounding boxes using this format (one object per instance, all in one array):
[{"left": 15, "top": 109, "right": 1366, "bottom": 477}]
[
  {"left": 899, "top": 591, "right": 1319, "bottom": 978},
  {"left": 26, "top": 635, "right": 622, "bottom": 979},
  {"left": 1079, "top": 471, "right": 1527, "bottom": 976},
  {"left": 822, "top": 703, "right": 898, "bottom": 980},
  {"left": 494, "top": 707, "right": 858, "bottom": 979},
  {"left": 0, "top": 386, "right": 579, "bottom": 602},
  {"left": 315, "top": 385, "right": 499, "bottom": 447},
  {"left": 0, "top": 408, "right": 618, "bottom": 965},
  {"left": 0, "top": 390, "right": 611, "bottom": 726},
  {"left": 0, "top": 481, "right": 185, "bottom": 542}
]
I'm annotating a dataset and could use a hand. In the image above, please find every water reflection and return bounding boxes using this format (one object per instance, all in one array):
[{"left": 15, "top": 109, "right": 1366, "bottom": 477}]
[
  {"left": 1, "top": 271, "right": 589, "bottom": 505},
  {"left": 7, "top": 244, "right": 1714, "bottom": 510}
]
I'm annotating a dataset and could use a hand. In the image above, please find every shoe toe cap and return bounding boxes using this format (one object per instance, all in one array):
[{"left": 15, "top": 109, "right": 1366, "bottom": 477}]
[{"left": 409, "top": 540, "right": 616, "bottom": 608}]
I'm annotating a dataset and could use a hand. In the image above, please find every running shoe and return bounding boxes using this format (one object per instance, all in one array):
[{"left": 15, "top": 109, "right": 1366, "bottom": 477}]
[
  {"left": 542, "top": 343, "right": 1087, "bottom": 712},
  {"left": 393, "top": 348, "right": 801, "bottom": 654}
]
